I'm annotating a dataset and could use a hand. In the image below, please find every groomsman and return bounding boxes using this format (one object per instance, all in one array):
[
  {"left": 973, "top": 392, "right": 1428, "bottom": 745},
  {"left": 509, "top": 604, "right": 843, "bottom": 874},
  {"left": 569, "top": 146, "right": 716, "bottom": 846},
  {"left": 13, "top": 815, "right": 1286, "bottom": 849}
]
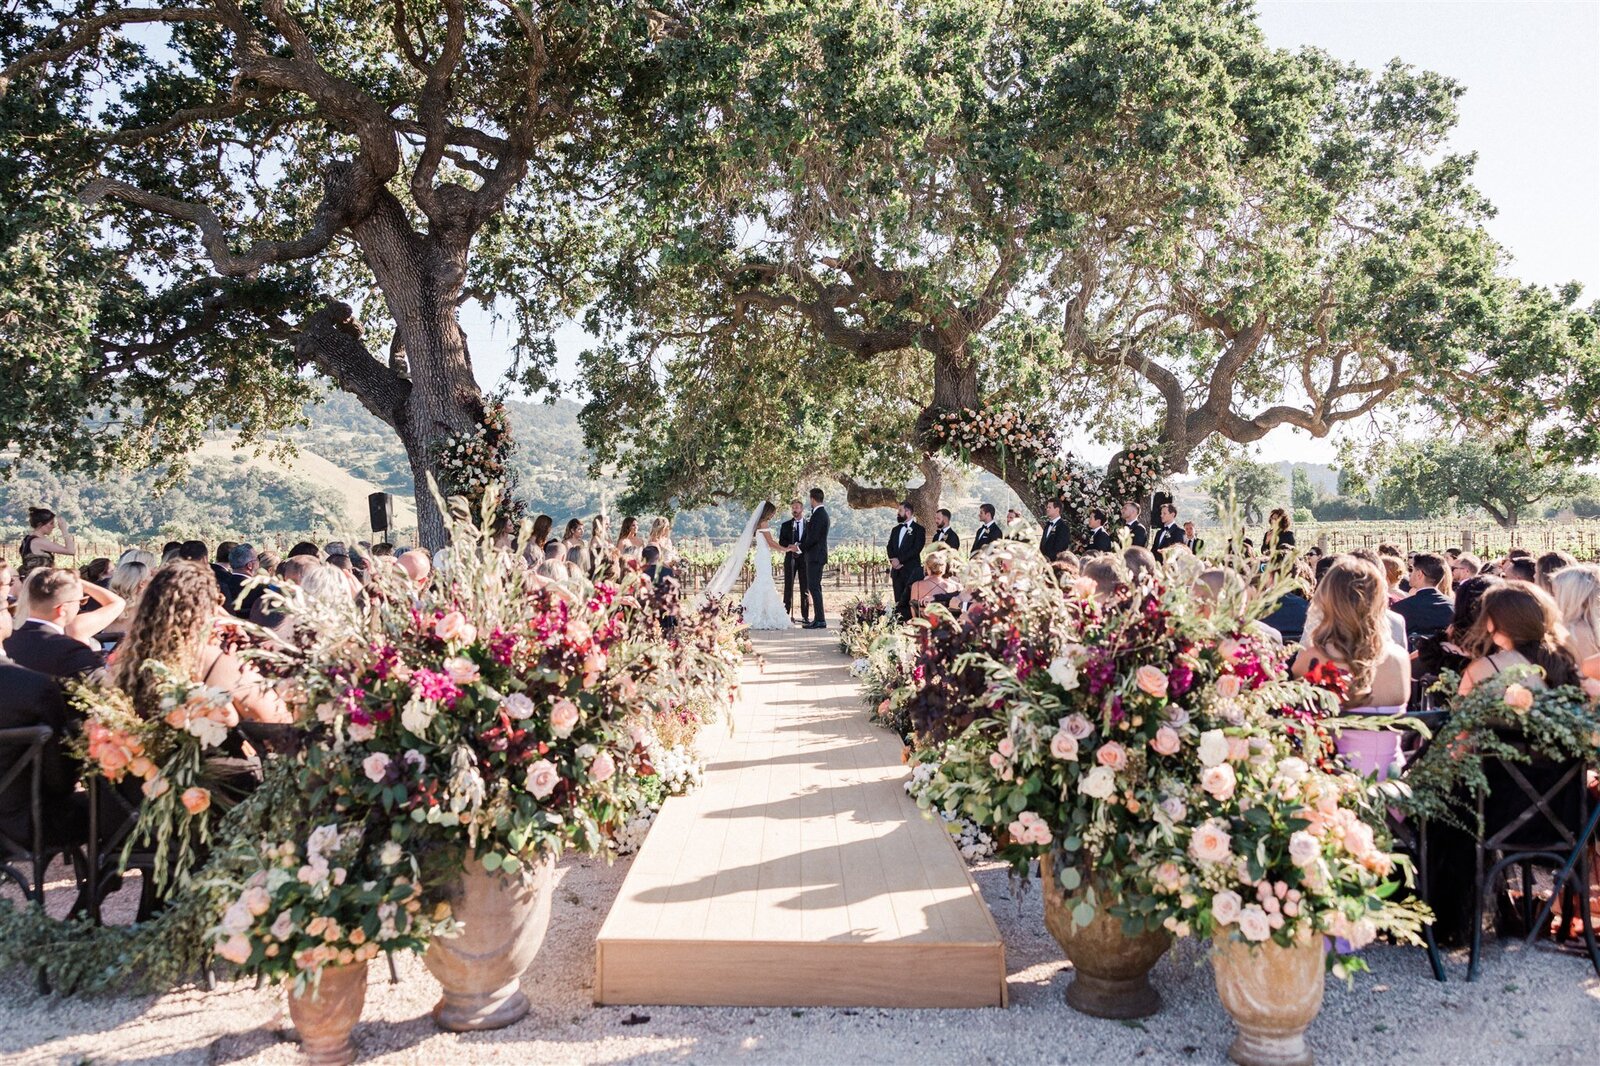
[
  {"left": 1085, "top": 508, "right": 1114, "bottom": 553},
  {"left": 1151, "top": 502, "right": 1185, "bottom": 553},
  {"left": 886, "top": 501, "right": 926, "bottom": 622},
  {"left": 778, "top": 498, "right": 810, "bottom": 623},
  {"left": 1183, "top": 521, "right": 1204, "bottom": 554},
  {"left": 972, "top": 503, "right": 1003, "bottom": 554},
  {"left": 930, "top": 508, "right": 960, "bottom": 553},
  {"left": 1120, "top": 500, "right": 1150, "bottom": 548},
  {"left": 1039, "top": 498, "right": 1071, "bottom": 560}
]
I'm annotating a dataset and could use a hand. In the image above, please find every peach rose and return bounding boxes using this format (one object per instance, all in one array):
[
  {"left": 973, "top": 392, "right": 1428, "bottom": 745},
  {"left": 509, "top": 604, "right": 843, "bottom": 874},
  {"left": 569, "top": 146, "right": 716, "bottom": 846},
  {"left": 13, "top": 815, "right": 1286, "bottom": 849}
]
[
  {"left": 1225, "top": 736, "right": 1252, "bottom": 763},
  {"left": 524, "top": 759, "right": 560, "bottom": 799},
  {"left": 1211, "top": 889, "right": 1243, "bottom": 925},
  {"left": 1581, "top": 677, "right": 1600, "bottom": 701},
  {"left": 1201, "top": 763, "right": 1237, "bottom": 801},
  {"left": 1135, "top": 665, "right": 1169, "bottom": 698},
  {"left": 180, "top": 787, "right": 212, "bottom": 815},
  {"left": 434, "top": 610, "right": 467, "bottom": 641},
  {"left": 443, "top": 655, "right": 480, "bottom": 684},
  {"left": 1215, "top": 674, "right": 1242, "bottom": 699},
  {"left": 142, "top": 775, "right": 170, "bottom": 799},
  {"left": 1095, "top": 741, "right": 1128, "bottom": 771},
  {"left": 1503, "top": 683, "right": 1534, "bottom": 714},
  {"left": 216, "top": 935, "right": 252, "bottom": 965},
  {"left": 589, "top": 750, "right": 616, "bottom": 784},
  {"left": 1150, "top": 726, "right": 1181, "bottom": 757},
  {"left": 1237, "top": 904, "right": 1272, "bottom": 942},
  {"left": 1189, "top": 819, "right": 1232, "bottom": 863},
  {"left": 550, "top": 697, "right": 580, "bottom": 738}
]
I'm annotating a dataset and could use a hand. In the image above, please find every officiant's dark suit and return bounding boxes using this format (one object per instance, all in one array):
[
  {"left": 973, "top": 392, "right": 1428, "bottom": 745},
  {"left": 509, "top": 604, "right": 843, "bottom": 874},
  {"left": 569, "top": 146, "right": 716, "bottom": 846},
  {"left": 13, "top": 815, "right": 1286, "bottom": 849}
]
[
  {"left": 798, "top": 496, "right": 830, "bottom": 628},
  {"left": 887, "top": 516, "right": 926, "bottom": 623},
  {"left": 778, "top": 513, "right": 810, "bottom": 623}
]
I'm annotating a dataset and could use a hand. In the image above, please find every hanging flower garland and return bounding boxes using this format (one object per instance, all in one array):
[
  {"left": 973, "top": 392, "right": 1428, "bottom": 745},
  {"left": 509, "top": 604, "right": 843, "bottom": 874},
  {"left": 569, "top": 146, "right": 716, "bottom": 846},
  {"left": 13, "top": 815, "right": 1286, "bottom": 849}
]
[
  {"left": 1101, "top": 441, "right": 1164, "bottom": 507},
  {"left": 431, "top": 399, "right": 518, "bottom": 516}
]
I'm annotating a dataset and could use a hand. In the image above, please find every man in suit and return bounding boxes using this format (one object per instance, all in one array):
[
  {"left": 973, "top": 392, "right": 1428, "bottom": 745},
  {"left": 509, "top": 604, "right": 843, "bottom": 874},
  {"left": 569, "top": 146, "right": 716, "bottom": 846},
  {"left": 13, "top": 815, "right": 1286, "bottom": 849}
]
[
  {"left": 798, "top": 488, "right": 830, "bottom": 629},
  {"left": 778, "top": 498, "right": 810, "bottom": 624},
  {"left": 972, "top": 503, "right": 1003, "bottom": 554},
  {"left": 1394, "top": 552, "right": 1455, "bottom": 643},
  {"left": 218, "top": 542, "right": 261, "bottom": 618},
  {"left": 1085, "top": 508, "right": 1114, "bottom": 553},
  {"left": 0, "top": 605, "right": 82, "bottom": 841},
  {"left": 930, "top": 508, "right": 960, "bottom": 554},
  {"left": 1152, "top": 502, "right": 1184, "bottom": 553},
  {"left": 1120, "top": 500, "right": 1149, "bottom": 548},
  {"left": 1183, "top": 521, "right": 1204, "bottom": 555},
  {"left": 3, "top": 568, "right": 107, "bottom": 680},
  {"left": 886, "top": 500, "right": 926, "bottom": 622},
  {"left": 1039, "top": 498, "right": 1071, "bottom": 560}
]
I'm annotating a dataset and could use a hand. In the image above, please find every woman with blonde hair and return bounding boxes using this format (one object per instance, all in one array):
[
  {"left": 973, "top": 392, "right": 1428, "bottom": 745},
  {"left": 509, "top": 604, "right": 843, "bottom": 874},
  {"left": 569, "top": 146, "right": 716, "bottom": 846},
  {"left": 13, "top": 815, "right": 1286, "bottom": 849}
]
[
  {"left": 101, "top": 559, "right": 154, "bottom": 645},
  {"left": 1549, "top": 564, "right": 1600, "bottom": 662},
  {"left": 109, "top": 562, "right": 290, "bottom": 723},
  {"left": 646, "top": 516, "right": 675, "bottom": 566},
  {"left": 908, "top": 551, "right": 963, "bottom": 615},
  {"left": 1459, "top": 581, "right": 1581, "bottom": 696},
  {"left": 1292, "top": 556, "right": 1411, "bottom": 778}
]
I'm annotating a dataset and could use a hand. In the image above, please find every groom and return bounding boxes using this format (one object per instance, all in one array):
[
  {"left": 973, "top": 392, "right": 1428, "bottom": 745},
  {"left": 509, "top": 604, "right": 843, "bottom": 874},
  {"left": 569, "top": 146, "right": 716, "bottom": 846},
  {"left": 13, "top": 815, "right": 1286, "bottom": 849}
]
[{"left": 797, "top": 487, "right": 830, "bottom": 629}]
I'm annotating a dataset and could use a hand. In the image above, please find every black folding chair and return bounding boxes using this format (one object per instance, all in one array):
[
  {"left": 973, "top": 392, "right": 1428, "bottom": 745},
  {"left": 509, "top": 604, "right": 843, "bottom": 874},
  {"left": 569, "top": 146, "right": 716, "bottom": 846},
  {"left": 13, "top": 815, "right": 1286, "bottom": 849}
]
[
  {"left": 1392, "top": 708, "right": 1448, "bottom": 981},
  {"left": 1467, "top": 752, "right": 1599, "bottom": 980}
]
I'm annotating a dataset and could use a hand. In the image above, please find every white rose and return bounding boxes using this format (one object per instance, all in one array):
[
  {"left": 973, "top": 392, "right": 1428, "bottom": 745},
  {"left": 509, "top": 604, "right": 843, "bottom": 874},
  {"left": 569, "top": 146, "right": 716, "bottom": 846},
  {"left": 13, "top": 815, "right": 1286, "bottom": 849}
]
[
  {"left": 1079, "top": 765, "right": 1117, "bottom": 800},
  {"left": 1197, "top": 729, "right": 1229, "bottom": 768},
  {"left": 1201, "top": 763, "right": 1237, "bottom": 801},
  {"left": 401, "top": 697, "right": 437, "bottom": 736},
  {"left": 1288, "top": 831, "right": 1321, "bottom": 868},
  {"left": 1211, "top": 890, "right": 1243, "bottom": 926},
  {"left": 501, "top": 693, "right": 535, "bottom": 720},
  {"left": 1237, "top": 905, "right": 1272, "bottom": 942},
  {"left": 525, "top": 759, "right": 559, "bottom": 799},
  {"left": 1046, "top": 656, "right": 1079, "bottom": 691},
  {"left": 379, "top": 841, "right": 404, "bottom": 866},
  {"left": 362, "top": 752, "right": 391, "bottom": 783},
  {"left": 185, "top": 716, "right": 228, "bottom": 749},
  {"left": 1049, "top": 731, "right": 1079, "bottom": 761}
]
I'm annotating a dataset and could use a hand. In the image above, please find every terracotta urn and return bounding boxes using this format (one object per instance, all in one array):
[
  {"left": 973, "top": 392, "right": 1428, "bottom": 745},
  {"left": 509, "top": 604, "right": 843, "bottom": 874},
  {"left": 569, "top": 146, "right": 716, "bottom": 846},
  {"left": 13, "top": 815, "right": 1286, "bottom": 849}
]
[
  {"left": 424, "top": 852, "right": 557, "bottom": 1031},
  {"left": 1211, "top": 933, "right": 1326, "bottom": 1066},
  {"left": 287, "top": 960, "right": 368, "bottom": 1066},
  {"left": 1040, "top": 862, "right": 1172, "bottom": 1019}
]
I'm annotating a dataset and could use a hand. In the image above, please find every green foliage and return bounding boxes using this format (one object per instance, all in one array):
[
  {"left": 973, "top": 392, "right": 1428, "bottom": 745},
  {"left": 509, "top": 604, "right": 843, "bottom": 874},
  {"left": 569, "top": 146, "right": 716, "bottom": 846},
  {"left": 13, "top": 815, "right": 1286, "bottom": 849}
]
[
  {"left": 1203, "top": 457, "right": 1285, "bottom": 524},
  {"left": 1375, "top": 437, "right": 1590, "bottom": 528}
]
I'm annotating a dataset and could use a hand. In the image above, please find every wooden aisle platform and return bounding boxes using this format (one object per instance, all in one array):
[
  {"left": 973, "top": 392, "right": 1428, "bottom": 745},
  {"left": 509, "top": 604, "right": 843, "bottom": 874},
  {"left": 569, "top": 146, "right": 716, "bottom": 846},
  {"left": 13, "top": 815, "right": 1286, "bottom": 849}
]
[{"left": 595, "top": 626, "right": 1005, "bottom": 1008}]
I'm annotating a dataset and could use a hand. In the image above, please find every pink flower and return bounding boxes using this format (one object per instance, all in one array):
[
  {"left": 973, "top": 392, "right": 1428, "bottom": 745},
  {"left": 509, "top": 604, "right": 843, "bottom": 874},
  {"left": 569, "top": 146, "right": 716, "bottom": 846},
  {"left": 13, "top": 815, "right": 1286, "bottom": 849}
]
[
  {"left": 1225, "top": 736, "right": 1251, "bottom": 763},
  {"left": 1062, "top": 714, "right": 1094, "bottom": 740},
  {"left": 550, "top": 698, "right": 580, "bottom": 738},
  {"left": 1211, "top": 890, "right": 1243, "bottom": 925},
  {"left": 590, "top": 751, "right": 616, "bottom": 783},
  {"left": 1201, "top": 763, "right": 1237, "bottom": 801},
  {"left": 1215, "top": 674, "right": 1242, "bottom": 699},
  {"left": 444, "top": 656, "right": 480, "bottom": 684},
  {"left": 1581, "top": 677, "right": 1600, "bottom": 701},
  {"left": 1159, "top": 795, "right": 1187, "bottom": 822},
  {"left": 180, "top": 787, "right": 211, "bottom": 815},
  {"left": 1095, "top": 741, "right": 1128, "bottom": 771},
  {"left": 1288, "top": 831, "right": 1320, "bottom": 868},
  {"left": 434, "top": 610, "right": 467, "bottom": 641},
  {"left": 1135, "top": 666, "right": 1168, "bottom": 698},
  {"left": 998, "top": 736, "right": 1015, "bottom": 758},
  {"left": 1150, "top": 726, "right": 1181, "bottom": 756},
  {"left": 363, "top": 752, "right": 391, "bottom": 783},
  {"left": 217, "top": 935, "right": 252, "bottom": 965},
  {"left": 1343, "top": 820, "right": 1376, "bottom": 861},
  {"left": 1503, "top": 683, "right": 1534, "bottom": 714},
  {"left": 1219, "top": 638, "right": 1243, "bottom": 662},
  {"left": 1152, "top": 861, "right": 1185, "bottom": 891},
  {"left": 1007, "top": 810, "right": 1053, "bottom": 846},
  {"left": 1049, "top": 731, "right": 1079, "bottom": 761},
  {"left": 1189, "top": 819, "right": 1232, "bottom": 863},
  {"left": 1237, "top": 904, "right": 1272, "bottom": 942},
  {"left": 525, "top": 759, "right": 559, "bottom": 799}
]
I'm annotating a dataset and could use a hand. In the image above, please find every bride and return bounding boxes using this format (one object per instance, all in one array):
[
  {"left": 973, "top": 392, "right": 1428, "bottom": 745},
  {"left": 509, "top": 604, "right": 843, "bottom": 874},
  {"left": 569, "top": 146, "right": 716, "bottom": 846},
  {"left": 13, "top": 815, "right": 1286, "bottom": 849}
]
[{"left": 701, "top": 500, "right": 793, "bottom": 630}]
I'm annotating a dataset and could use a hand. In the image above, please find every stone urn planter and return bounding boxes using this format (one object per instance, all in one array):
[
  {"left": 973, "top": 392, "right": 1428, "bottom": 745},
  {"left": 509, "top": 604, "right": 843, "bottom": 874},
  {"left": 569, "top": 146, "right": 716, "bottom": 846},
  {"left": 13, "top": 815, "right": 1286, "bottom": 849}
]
[
  {"left": 1211, "top": 933, "right": 1326, "bottom": 1066},
  {"left": 287, "top": 960, "right": 368, "bottom": 1066},
  {"left": 425, "top": 852, "right": 557, "bottom": 1031},
  {"left": 1040, "top": 862, "right": 1172, "bottom": 1019}
]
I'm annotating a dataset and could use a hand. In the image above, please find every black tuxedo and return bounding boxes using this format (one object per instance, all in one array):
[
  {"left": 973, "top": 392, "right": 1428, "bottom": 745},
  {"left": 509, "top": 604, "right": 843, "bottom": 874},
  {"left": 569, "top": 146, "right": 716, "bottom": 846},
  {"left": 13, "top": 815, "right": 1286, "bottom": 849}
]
[
  {"left": 1086, "top": 526, "right": 1114, "bottom": 553},
  {"left": 972, "top": 521, "right": 1003, "bottom": 554},
  {"left": 1125, "top": 520, "right": 1150, "bottom": 548},
  {"left": 778, "top": 516, "right": 809, "bottom": 621},
  {"left": 930, "top": 525, "right": 960, "bottom": 553},
  {"left": 887, "top": 520, "right": 926, "bottom": 622},
  {"left": 0, "top": 661, "right": 81, "bottom": 847},
  {"left": 3, "top": 621, "right": 104, "bottom": 680},
  {"left": 1039, "top": 517, "right": 1071, "bottom": 561},
  {"left": 798, "top": 505, "right": 830, "bottom": 625},
  {"left": 1152, "top": 522, "right": 1185, "bottom": 553}
]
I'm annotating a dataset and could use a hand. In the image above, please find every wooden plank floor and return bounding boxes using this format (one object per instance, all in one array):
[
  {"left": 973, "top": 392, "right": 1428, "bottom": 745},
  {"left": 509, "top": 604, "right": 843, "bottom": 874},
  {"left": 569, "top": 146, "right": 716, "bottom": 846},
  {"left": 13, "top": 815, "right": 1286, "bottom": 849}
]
[{"left": 595, "top": 626, "right": 1006, "bottom": 1008}]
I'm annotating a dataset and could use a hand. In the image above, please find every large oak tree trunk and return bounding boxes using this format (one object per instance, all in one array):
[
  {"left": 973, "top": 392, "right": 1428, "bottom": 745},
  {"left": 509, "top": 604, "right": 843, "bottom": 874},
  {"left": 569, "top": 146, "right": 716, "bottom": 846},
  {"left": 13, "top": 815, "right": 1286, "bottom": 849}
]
[{"left": 920, "top": 347, "right": 1048, "bottom": 516}]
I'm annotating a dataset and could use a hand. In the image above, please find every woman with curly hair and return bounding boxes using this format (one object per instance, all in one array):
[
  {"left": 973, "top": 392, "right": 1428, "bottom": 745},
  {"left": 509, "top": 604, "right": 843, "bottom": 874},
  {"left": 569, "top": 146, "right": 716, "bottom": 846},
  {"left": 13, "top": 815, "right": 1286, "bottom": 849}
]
[
  {"left": 1457, "top": 581, "right": 1580, "bottom": 697},
  {"left": 109, "top": 562, "right": 291, "bottom": 723}
]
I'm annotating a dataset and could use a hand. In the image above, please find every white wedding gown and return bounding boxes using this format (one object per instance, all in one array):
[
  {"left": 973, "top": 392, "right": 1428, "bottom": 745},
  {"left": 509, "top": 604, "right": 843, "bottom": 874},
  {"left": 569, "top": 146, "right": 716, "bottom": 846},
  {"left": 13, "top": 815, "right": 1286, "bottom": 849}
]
[{"left": 741, "top": 532, "right": 792, "bottom": 630}]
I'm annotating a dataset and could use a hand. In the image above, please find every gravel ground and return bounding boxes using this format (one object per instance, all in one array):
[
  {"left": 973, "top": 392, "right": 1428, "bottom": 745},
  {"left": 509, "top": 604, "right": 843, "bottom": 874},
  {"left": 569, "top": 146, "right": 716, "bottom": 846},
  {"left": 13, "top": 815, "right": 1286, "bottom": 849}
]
[{"left": 2, "top": 852, "right": 1597, "bottom": 1066}]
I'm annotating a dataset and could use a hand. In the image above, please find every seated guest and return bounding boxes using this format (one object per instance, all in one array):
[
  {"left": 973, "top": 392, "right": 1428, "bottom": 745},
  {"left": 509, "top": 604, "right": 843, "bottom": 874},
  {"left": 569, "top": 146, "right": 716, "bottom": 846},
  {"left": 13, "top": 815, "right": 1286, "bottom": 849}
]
[
  {"left": 0, "top": 607, "right": 82, "bottom": 845},
  {"left": 0, "top": 560, "right": 16, "bottom": 608},
  {"left": 1503, "top": 555, "right": 1537, "bottom": 583},
  {"left": 1450, "top": 552, "right": 1482, "bottom": 586},
  {"left": 249, "top": 554, "right": 319, "bottom": 635},
  {"left": 396, "top": 549, "right": 432, "bottom": 591},
  {"left": 1260, "top": 564, "right": 1313, "bottom": 644},
  {"left": 1458, "top": 581, "right": 1579, "bottom": 697},
  {"left": 1535, "top": 550, "right": 1576, "bottom": 593},
  {"left": 1378, "top": 555, "right": 1406, "bottom": 605},
  {"left": 1053, "top": 550, "right": 1081, "bottom": 580},
  {"left": 908, "top": 553, "right": 963, "bottom": 615},
  {"left": 288, "top": 540, "right": 320, "bottom": 559},
  {"left": 4, "top": 568, "right": 116, "bottom": 678},
  {"left": 80, "top": 557, "right": 113, "bottom": 588},
  {"left": 101, "top": 559, "right": 154, "bottom": 644},
  {"left": 1122, "top": 546, "right": 1159, "bottom": 582},
  {"left": 177, "top": 540, "right": 208, "bottom": 564},
  {"left": 212, "top": 541, "right": 238, "bottom": 587},
  {"left": 1413, "top": 574, "right": 1500, "bottom": 683},
  {"left": 1549, "top": 564, "right": 1600, "bottom": 662},
  {"left": 370, "top": 543, "right": 395, "bottom": 559},
  {"left": 1292, "top": 557, "right": 1411, "bottom": 777},
  {"left": 1393, "top": 552, "right": 1453, "bottom": 644},
  {"left": 217, "top": 542, "right": 262, "bottom": 618},
  {"left": 1081, "top": 557, "right": 1128, "bottom": 603},
  {"left": 160, "top": 540, "right": 182, "bottom": 560},
  {"left": 641, "top": 544, "right": 673, "bottom": 586},
  {"left": 109, "top": 563, "right": 291, "bottom": 723}
]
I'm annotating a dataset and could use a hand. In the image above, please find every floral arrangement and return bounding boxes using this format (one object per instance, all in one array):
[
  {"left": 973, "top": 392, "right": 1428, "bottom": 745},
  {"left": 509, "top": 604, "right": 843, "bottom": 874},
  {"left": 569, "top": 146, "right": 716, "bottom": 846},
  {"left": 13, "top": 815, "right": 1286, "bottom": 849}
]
[
  {"left": 430, "top": 398, "right": 519, "bottom": 518},
  {"left": 905, "top": 545, "right": 1421, "bottom": 970},
  {"left": 838, "top": 592, "right": 891, "bottom": 657},
  {"left": 931, "top": 405, "right": 1099, "bottom": 521},
  {"left": 69, "top": 661, "right": 244, "bottom": 891},
  {"left": 1100, "top": 441, "right": 1164, "bottom": 509},
  {"left": 1400, "top": 666, "right": 1600, "bottom": 831},
  {"left": 209, "top": 822, "right": 453, "bottom": 990}
]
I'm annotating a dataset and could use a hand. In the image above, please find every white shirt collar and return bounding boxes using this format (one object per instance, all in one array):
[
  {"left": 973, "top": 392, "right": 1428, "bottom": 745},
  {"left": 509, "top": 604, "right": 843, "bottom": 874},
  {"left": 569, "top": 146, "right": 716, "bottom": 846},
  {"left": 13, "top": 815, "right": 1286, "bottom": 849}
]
[{"left": 25, "top": 617, "right": 64, "bottom": 635}]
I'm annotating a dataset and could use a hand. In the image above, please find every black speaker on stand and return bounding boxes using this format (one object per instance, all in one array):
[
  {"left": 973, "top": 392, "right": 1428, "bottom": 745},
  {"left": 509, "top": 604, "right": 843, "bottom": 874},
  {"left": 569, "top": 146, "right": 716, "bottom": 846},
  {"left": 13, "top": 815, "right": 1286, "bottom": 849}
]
[{"left": 368, "top": 492, "right": 394, "bottom": 535}]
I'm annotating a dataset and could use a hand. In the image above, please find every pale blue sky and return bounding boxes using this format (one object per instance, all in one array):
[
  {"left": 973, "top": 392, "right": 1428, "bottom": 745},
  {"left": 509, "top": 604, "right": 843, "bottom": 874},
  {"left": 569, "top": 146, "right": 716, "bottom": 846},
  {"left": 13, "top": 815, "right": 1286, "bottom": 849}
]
[{"left": 464, "top": 1, "right": 1600, "bottom": 465}]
